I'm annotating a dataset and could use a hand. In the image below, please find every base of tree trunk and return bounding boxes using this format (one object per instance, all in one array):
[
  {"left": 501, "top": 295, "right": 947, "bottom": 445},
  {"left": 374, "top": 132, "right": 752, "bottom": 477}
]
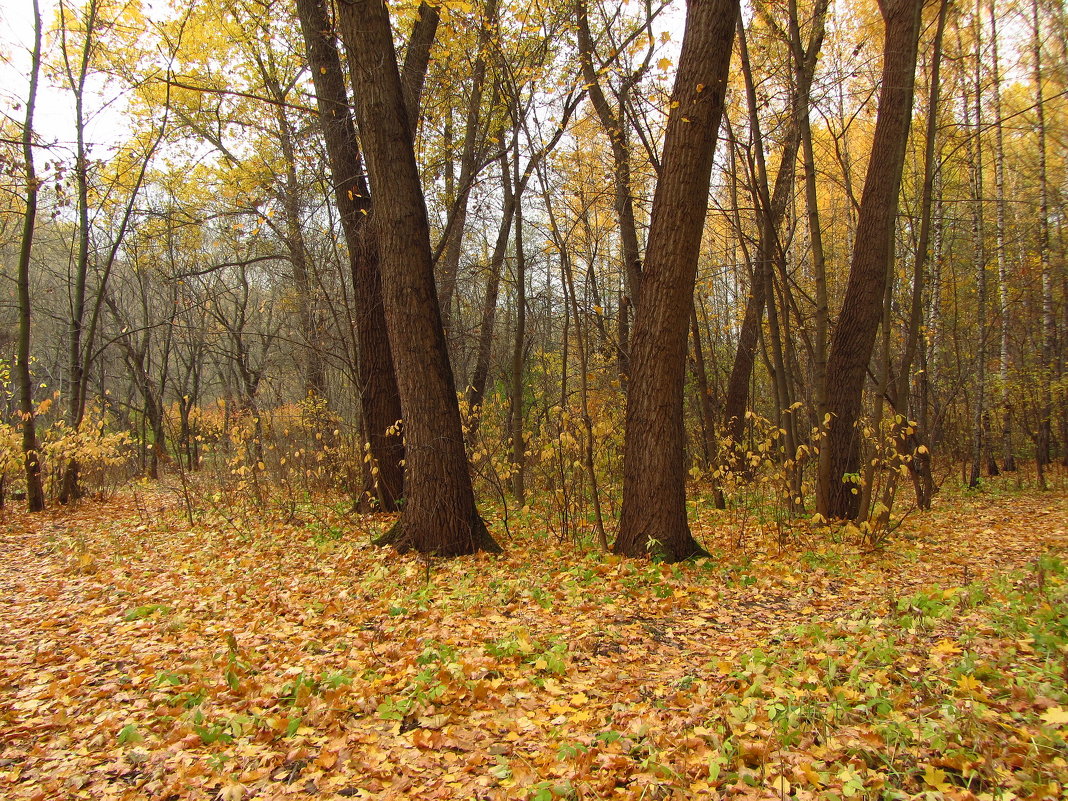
[
  {"left": 612, "top": 523, "right": 709, "bottom": 563},
  {"left": 353, "top": 488, "right": 400, "bottom": 514},
  {"left": 1002, "top": 455, "right": 1017, "bottom": 472},
  {"left": 59, "top": 461, "right": 84, "bottom": 505},
  {"left": 373, "top": 507, "right": 502, "bottom": 556}
]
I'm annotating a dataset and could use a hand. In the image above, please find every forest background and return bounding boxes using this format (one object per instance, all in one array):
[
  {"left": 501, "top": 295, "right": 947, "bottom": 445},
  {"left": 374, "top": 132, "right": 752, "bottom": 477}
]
[
  {"left": 1, "top": 0, "right": 1068, "bottom": 797},
  {"left": 0, "top": 0, "right": 1065, "bottom": 542}
]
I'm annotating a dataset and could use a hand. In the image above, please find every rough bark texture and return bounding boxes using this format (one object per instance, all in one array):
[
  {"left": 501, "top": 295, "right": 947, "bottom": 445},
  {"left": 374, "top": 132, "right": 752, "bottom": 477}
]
[
  {"left": 400, "top": 2, "right": 440, "bottom": 125},
  {"left": 816, "top": 0, "right": 923, "bottom": 519},
  {"left": 340, "top": 0, "right": 499, "bottom": 556},
  {"left": 296, "top": 0, "right": 405, "bottom": 509},
  {"left": 614, "top": 0, "right": 738, "bottom": 561}
]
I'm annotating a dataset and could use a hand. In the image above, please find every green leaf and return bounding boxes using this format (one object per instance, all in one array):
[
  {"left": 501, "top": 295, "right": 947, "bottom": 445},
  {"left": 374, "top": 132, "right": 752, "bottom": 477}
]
[
  {"left": 117, "top": 723, "right": 142, "bottom": 745},
  {"left": 123, "top": 604, "right": 172, "bottom": 621}
]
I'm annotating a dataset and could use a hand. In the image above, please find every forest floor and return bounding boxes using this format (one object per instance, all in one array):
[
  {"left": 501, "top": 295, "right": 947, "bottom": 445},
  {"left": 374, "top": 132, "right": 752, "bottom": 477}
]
[{"left": 1, "top": 475, "right": 1066, "bottom": 801}]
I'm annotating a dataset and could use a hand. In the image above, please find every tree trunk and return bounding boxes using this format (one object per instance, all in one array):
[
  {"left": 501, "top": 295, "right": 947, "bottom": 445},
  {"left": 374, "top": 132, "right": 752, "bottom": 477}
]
[
  {"left": 340, "top": 0, "right": 499, "bottom": 555},
  {"left": 575, "top": 0, "right": 643, "bottom": 323},
  {"left": 509, "top": 159, "right": 527, "bottom": 503},
  {"left": 719, "top": 0, "right": 827, "bottom": 467},
  {"left": 437, "top": 0, "right": 498, "bottom": 336},
  {"left": 16, "top": 0, "right": 45, "bottom": 513},
  {"left": 296, "top": 0, "right": 405, "bottom": 509},
  {"left": 966, "top": 15, "right": 990, "bottom": 488},
  {"left": 400, "top": 2, "right": 440, "bottom": 125},
  {"left": 466, "top": 142, "right": 516, "bottom": 423},
  {"left": 1031, "top": 0, "right": 1053, "bottom": 480},
  {"left": 989, "top": 1, "right": 1016, "bottom": 471},
  {"left": 884, "top": 0, "right": 948, "bottom": 515},
  {"left": 690, "top": 303, "right": 717, "bottom": 467},
  {"left": 816, "top": 0, "right": 924, "bottom": 520},
  {"left": 615, "top": 0, "right": 738, "bottom": 561}
]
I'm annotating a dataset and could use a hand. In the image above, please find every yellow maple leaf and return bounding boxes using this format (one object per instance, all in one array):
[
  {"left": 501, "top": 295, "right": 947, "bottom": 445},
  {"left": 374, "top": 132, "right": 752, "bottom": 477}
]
[
  {"left": 1042, "top": 707, "right": 1068, "bottom": 726},
  {"left": 932, "top": 639, "right": 961, "bottom": 656},
  {"left": 922, "top": 765, "right": 950, "bottom": 791},
  {"left": 657, "top": 57, "right": 672, "bottom": 71}
]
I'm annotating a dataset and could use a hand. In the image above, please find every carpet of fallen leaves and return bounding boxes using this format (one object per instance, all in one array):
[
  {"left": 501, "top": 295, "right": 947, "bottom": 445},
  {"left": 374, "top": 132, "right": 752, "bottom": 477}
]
[{"left": 1, "top": 478, "right": 1066, "bottom": 801}]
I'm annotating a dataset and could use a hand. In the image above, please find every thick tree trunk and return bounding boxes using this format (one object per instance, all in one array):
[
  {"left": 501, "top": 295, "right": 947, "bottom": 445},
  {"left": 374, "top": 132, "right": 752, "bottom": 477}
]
[
  {"left": 615, "top": 0, "right": 738, "bottom": 561},
  {"left": 816, "top": 0, "right": 924, "bottom": 520},
  {"left": 340, "top": 0, "right": 499, "bottom": 555},
  {"left": 296, "top": 0, "right": 405, "bottom": 509}
]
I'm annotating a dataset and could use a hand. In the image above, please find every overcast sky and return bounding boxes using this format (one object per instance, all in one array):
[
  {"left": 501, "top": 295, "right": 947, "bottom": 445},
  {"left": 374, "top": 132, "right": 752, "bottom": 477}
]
[{"left": 1, "top": 0, "right": 127, "bottom": 159}]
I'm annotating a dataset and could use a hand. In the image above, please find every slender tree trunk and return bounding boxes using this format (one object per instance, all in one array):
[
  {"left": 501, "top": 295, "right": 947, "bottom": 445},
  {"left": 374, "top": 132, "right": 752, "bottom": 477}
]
[
  {"left": 401, "top": 2, "right": 440, "bottom": 124},
  {"left": 690, "top": 303, "right": 717, "bottom": 467},
  {"left": 575, "top": 0, "right": 643, "bottom": 322},
  {"left": 265, "top": 66, "right": 325, "bottom": 399},
  {"left": 989, "top": 1, "right": 1016, "bottom": 471},
  {"left": 341, "top": 0, "right": 499, "bottom": 555},
  {"left": 615, "top": 0, "right": 738, "bottom": 561},
  {"left": 816, "top": 0, "right": 924, "bottom": 520},
  {"left": 885, "top": 0, "right": 948, "bottom": 514},
  {"left": 437, "top": 0, "right": 498, "bottom": 335},
  {"left": 551, "top": 206, "right": 609, "bottom": 552},
  {"left": 801, "top": 109, "right": 829, "bottom": 428},
  {"left": 467, "top": 142, "right": 517, "bottom": 424},
  {"left": 794, "top": 0, "right": 831, "bottom": 430},
  {"left": 57, "top": 0, "right": 101, "bottom": 504},
  {"left": 297, "top": 0, "right": 405, "bottom": 509},
  {"left": 509, "top": 160, "right": 527, "bottom": 503},
  {"left": 720, "top": 0, "right": 827, "bottom": 467},
  {"left": 16, "top": 0, "right": 45, "bottom": 513},
  {"left": 966, "top": 16, "right": 991, "bottom": 488},
  {"left": 1031, "top": 0, "right": 1053, "bottom": 483}
]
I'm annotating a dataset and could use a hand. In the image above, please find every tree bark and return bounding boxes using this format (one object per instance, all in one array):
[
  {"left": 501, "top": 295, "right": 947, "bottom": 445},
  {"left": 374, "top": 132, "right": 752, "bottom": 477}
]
[
  {"left": 615, "top": 0, "right": 738, "bottom": 561},
  {"left": 340, "top": 0, "right": 499, "bottom": 555},
  {"left": 16, "top": 0, "right": 45, "bottom": 513},
  {"left": 401, "top": 2, "right": 440, "bottom": 125},
  {"left": 1031, "top": 0, "right": 1053, "bottom": 480},
  {"left": 816, "top": 0, "right": 924, "bottom": 520},
  {"left": 296, "top": 0, "right": 405, "bottom": 509},
  {"left": 466, "top": 142, "right": 517, "bottom": 423}
]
